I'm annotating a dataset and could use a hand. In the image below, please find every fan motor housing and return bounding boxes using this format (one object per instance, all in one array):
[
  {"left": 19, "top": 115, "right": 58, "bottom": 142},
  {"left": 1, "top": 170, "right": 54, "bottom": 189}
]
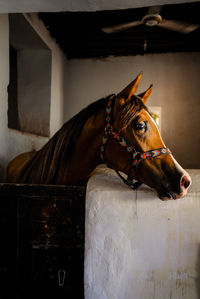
[{"left": 142, "top": 14, "right": 162, "bottom": 26}]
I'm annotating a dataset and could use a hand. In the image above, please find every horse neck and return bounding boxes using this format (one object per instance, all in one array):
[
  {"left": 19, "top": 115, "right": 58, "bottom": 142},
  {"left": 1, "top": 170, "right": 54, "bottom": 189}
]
[{"left": 57, "top": 107, "right": 106, "bottom": 185}]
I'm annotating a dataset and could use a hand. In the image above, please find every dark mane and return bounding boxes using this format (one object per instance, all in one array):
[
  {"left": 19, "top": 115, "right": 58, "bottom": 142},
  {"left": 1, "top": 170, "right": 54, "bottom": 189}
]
[
  {"left": 62, "top": 95, "right": 111, "bottom": 157},
  {"left": 20, "top": 94, "right": 112, "bottom": 184}
]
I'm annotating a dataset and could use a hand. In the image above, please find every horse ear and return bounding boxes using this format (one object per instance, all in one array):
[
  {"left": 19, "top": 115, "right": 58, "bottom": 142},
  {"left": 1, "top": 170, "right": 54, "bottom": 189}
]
[
  {"left": 138, "top": 84, "right": 153, "bottom": 104},
  {"left": 118, "top": 72, "right": 143, "bottom": 102}
]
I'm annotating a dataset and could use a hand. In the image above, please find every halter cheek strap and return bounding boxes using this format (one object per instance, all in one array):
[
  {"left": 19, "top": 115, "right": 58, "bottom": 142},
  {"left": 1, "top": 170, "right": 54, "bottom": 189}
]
[{"left": 100, "top": 95, "right": 171, "bottom": 190}]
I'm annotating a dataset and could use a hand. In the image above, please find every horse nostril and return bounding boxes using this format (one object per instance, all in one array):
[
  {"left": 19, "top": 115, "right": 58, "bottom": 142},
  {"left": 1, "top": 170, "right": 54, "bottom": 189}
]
[
  {"left": 181, "top": 174, "right": 191, "bottom": 190},
  {"left": 184, "top": 180, "right": 190, "bottom": 189}
]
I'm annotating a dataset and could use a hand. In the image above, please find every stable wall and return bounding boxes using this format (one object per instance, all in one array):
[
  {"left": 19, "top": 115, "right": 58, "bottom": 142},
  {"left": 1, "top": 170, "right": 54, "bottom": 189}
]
[
  {"left": 85, "top": 167, "right": 200, "bottom": 299},
  {"left": 0, "top": 13, "right": 67, "bottom": 181},
  {"left": 0, "top": 0, "right": 199, "bottom": 12},
  {"left": 64, "top": 53, "right": 200, "bottom": 169}
]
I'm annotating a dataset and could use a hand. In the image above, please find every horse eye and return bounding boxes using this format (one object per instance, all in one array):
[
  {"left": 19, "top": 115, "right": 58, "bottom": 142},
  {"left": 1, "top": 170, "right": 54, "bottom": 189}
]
[{"left": 136, "top": 121, "right": 147, "bottom": 132}]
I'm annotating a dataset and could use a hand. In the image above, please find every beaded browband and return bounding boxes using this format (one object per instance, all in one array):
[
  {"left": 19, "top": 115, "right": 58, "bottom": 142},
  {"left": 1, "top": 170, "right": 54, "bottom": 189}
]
[{"left": 100, "top": 95, "right": 171, "bottom": 190}]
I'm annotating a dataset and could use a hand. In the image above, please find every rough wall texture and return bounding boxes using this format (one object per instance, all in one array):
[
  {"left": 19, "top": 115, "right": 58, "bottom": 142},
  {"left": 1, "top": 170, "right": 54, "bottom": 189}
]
[
  {"left": 0, "top": 0, "right": 199, "bottom": 12},
  {"left": 85, "top": 167, "right": 200, "bottom": 299}
]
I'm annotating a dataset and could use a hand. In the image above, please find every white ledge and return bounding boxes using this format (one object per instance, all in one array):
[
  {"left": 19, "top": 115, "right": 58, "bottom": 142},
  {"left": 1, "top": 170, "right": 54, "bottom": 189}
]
[{"left": 84, "top": 167, "right": 200, "bottom": 299}]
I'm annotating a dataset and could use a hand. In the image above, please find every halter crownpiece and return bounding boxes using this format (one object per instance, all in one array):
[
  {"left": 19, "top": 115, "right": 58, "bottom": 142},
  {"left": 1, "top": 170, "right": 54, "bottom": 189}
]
[{"left": 100, "top": 95, "right": 171, "bottom": 190}]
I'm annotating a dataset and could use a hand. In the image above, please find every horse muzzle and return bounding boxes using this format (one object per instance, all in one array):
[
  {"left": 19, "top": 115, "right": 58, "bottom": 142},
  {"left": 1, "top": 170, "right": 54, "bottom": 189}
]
[{"left": 158, "top": 171, "right": 192, "bottom": 201}]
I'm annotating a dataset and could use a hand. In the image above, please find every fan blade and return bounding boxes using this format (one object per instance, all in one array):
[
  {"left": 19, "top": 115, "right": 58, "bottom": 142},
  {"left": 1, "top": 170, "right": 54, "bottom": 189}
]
[
  {"left": 102, "top": 20, "right": 142, "bottom": 34},
  {"left": 158, "top": 19, "right": 199, "bottom": 34}
]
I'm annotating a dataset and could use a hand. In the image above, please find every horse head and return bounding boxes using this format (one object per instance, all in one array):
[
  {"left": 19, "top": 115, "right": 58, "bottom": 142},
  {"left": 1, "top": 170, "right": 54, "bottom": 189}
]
[{"left": 102, "top": 73, "right": 191, "bottom": 200}]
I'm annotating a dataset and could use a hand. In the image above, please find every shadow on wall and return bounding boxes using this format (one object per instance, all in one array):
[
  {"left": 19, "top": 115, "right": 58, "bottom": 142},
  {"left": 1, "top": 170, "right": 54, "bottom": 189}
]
[{"left": 196, "top": 245, "right": 200, "bottom": 298}]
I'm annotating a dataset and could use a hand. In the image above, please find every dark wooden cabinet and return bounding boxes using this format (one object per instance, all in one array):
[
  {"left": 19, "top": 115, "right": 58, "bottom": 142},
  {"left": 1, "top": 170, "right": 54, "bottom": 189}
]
[{"left": 0, "top": 184, "right": 86, "bottom": 299}]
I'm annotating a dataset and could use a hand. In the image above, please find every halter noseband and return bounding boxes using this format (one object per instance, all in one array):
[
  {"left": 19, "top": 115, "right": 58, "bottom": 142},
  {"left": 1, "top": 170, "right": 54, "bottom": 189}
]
[{"left": 100, "top": 95, "right": 171, "bottom": 190}]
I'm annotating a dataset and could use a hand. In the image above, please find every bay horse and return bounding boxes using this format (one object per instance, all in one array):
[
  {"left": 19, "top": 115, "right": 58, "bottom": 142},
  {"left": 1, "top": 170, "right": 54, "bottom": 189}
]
[{"left": 7, "top": 73, "right": 191, "bottom": 200}]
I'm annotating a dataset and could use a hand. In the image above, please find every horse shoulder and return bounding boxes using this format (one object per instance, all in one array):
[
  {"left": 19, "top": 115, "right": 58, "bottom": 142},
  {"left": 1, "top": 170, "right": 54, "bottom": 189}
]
[{"left": 7, "top": 151, "right": 36, "bottom": 183}]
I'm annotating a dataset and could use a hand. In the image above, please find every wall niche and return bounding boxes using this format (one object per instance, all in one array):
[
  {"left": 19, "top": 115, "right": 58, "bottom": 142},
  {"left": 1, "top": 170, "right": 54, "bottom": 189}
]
[{"left": 8, "top": 14, "right": 51, "bottom": 137}]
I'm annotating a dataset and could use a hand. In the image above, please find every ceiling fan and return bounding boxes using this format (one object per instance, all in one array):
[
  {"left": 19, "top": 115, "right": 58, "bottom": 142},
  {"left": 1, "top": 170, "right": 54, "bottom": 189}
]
[{"left": 102, "top": 5, "right": 199, "bottom": 34}]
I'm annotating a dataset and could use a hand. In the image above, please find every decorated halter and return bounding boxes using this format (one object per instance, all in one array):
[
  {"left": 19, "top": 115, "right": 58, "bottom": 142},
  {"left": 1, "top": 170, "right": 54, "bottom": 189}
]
[{"left": 100, "top": 95, "right": 171, "bottom": 190}]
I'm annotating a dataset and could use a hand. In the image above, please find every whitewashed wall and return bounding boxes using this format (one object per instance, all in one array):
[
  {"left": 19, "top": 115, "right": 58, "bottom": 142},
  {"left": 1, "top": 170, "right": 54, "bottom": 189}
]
[
  {"left": 0, "top": 0, "right": 199, "bottom": 12},
  {"left": 0, "top": 13, "right": 67, "bottom": 180},
  {"left": 85, "top": 167, "right": 200, "bottom": 299}
]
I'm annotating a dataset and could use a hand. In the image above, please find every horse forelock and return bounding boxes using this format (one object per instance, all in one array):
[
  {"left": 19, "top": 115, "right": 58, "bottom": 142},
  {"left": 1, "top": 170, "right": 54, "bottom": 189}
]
[{"left": 120, "top": 95, "right": 147, "bottom": 126}]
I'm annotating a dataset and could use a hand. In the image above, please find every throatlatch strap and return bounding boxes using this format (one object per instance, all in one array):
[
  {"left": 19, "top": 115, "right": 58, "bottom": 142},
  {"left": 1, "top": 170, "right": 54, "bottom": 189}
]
[{"left": 115, "top": 170, "right": 143, "bottom": 190}]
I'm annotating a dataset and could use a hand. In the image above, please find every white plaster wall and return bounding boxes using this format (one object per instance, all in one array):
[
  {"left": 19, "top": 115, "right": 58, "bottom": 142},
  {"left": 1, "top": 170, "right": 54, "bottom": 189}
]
[
  {"left": 23, "top": 13, "right": 67, "bottom": 137},
  {"left": 0, "top": 0, "right": 199, "bottom": 12},
  {"left": 64, "top": 54, "right": 200, "bottom": 169},
  {"left": 0, "top": 13, "right": 67, "bottom": 180},
  {"left": 85, "top": 167, "right": 200, "bottom": 299},
  {"left": 17, "top": 48, "right": 51, "bottom": 136},
  {"left": 0, "top": 14, "right": 11, "bottom": 179}
]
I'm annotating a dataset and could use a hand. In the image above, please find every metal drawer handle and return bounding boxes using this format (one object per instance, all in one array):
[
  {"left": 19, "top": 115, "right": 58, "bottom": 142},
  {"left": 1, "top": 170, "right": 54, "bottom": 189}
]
[{"left": 58, "top": 269, "right": 66, "bottom": 286}]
